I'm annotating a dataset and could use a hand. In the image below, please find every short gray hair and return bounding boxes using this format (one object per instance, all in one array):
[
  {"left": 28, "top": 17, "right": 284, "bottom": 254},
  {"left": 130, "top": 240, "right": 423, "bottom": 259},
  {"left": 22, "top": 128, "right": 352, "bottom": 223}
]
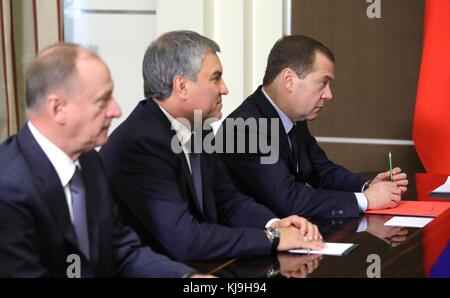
[
  {"left": 26, "top": 42, "right": 99, "bottom": 112},
  {"left": 142, "top": 30, "right": 220, "bottom": 100}
]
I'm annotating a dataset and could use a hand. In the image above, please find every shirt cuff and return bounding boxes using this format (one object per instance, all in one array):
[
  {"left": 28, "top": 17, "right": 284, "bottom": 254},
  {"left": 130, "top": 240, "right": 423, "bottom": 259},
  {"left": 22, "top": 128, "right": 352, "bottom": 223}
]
[
  {"left": 265, "top": 218, "right": 280, "bottom": 228},
  {"left": 354, "top": 192, "right": 368, "bottom": 212}
]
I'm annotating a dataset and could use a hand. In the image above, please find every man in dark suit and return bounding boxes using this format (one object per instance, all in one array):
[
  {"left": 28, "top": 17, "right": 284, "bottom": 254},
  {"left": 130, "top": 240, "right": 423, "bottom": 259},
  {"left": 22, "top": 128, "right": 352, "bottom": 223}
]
[
  {"left": 100, "top": 31, "right": 324, "bottom": 262},
  {"left": 0, "top": 43, "right": 197, "bottom": 277},
  {"left": 219, "top": 35, "right": 409, "bottom": 219}
]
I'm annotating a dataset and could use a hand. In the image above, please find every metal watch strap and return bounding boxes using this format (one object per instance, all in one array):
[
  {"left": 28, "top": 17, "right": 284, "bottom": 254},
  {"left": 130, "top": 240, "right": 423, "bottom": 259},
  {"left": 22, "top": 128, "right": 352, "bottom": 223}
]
[{"left": 265, "top": 227, "right": 280, "bottom": 254}]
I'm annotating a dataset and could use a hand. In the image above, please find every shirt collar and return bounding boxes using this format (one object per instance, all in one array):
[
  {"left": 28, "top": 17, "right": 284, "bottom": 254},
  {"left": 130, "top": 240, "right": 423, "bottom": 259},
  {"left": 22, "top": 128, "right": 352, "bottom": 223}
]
[
  {"left": 158, "top": 105, "right": 192, "bottom": 148},
  {"left": 261, "top": 86, "right": 294, "bottom": 134},
  {"left": 27, "top": 121, "right": 79, "bottom": 187}
]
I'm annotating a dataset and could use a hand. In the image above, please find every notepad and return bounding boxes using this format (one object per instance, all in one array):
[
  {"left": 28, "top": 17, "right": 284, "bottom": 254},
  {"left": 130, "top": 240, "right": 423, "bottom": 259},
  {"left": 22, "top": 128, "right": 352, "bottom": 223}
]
[
  {"left": 384, "top": 216, "right": 433, "bottom": 228},
  {"left": 289, "top": 242, "right": 358, "bottom": 256},
  {"left": 430, "top": 176, "right": 450, "bottom": 198},
  {"left": 365, "top": 201, "right": 450, "bottom": 217}
]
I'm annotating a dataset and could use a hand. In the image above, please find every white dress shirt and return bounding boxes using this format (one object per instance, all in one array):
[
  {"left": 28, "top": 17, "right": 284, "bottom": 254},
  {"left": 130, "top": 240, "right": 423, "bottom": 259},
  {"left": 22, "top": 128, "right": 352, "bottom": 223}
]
[
  {"left": 158, "top": 106, "right": 195, "bottom": 173},
  {"left": 28, "top": 121, "right": 79, "bottom": 222}
]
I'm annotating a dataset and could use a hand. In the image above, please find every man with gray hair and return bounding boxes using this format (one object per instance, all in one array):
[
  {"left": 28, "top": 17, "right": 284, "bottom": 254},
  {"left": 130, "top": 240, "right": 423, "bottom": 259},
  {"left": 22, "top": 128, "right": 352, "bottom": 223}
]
[
  {"left": 0, "top": 42, "right": 199, "bottom": 277},
  {"left": 100, "top": 30, "right": 325, "bottom": 262}
]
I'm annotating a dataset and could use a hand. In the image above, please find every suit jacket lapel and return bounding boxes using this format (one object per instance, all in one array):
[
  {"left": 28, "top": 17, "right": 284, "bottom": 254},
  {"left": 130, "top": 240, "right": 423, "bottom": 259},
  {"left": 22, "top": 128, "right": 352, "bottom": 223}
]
[
  {"left": 178, "top": 151, "right": 204, "bottom": 216},
  {"left": 17, "top": 126, "right": 78, "bottom": 249},
  {"left": 79, "top": 154, "right": 100, "bottom": 270},
  {"left": 252, "top": 87, "right": 299, "bottom": 174},
  {"left": 296, "top": 122, "right": 311, "bottom": 181},
  {"left": 291, "top": 123, "right": 307, "bottom": 182},
  {"left": 145, "top": 100, "right": 205, "bottom": 216}
]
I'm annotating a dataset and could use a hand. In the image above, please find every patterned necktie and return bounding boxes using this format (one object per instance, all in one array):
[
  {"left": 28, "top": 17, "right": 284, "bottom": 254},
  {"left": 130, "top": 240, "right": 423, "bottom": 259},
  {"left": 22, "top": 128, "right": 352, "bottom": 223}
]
[
  {"left": 188, "top": 135, "right": 203, "bottom": 212},
  {"left": 288, "top": 125, "right": 299, "bottom": 173},
  {"left": 69, "top": 167, "right": 90, "bottom": 260}
]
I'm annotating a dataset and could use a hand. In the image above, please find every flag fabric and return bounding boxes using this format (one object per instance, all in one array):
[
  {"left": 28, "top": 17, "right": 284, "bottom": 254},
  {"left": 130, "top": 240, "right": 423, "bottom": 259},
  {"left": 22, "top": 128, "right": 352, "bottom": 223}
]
[{"left": 413, "top": 0, "right": 450, "bottom": 174}]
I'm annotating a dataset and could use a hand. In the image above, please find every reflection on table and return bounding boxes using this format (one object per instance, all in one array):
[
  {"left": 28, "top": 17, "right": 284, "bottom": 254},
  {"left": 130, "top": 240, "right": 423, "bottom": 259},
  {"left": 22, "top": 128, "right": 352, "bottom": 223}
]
[{"left": 190, "top": 173, "right": 450, "bottom": 278}]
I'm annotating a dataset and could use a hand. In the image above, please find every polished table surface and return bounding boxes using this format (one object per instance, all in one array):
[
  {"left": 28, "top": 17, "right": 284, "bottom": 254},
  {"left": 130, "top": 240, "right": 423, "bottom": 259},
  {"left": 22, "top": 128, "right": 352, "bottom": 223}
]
[{"left": 190, "top": 173, "right": 450, "bottom": 278}]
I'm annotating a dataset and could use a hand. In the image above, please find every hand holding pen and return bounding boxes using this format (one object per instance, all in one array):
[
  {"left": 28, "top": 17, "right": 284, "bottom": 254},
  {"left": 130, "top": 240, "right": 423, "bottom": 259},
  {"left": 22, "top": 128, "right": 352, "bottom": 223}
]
[
  {"left": 363, "top": 152, "right": 409, "bottom": 210},
  {"left": 369, "top": 152, "right": 408, "bottom": 194}
]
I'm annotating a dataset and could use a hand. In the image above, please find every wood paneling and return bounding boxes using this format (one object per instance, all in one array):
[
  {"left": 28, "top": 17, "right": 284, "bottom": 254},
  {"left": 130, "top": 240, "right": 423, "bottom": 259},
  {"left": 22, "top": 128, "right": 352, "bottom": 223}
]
[{"left": 291, "top": 0, "right": 425, "bottom": 171}]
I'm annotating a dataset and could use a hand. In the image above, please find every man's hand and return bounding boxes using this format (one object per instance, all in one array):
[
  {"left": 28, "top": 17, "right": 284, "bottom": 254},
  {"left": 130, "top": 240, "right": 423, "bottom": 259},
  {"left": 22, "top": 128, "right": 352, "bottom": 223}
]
[
  {"left": 366, "top": 215, "right": 409, "bottom": 247},
  {"left": 190, "top": 274, "right": 217, "bottom": 278},
  {"left": 276, "top": 226, "right": 325, "bottom": 251},
  {"left": 277, "top": 253, "right": 322, "bottom": 278},
  {"left": 371, "top": 167, "right": 408, "bottom": 193},
  {"left": 364, "top": 181, "right": 401, "bottom": 210},
  {"left": 271, "top": 215, "right": 323, "bottom": 241}
]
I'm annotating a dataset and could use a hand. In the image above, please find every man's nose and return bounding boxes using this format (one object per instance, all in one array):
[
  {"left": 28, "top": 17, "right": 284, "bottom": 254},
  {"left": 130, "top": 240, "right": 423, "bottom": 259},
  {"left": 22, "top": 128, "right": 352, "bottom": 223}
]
[
  {"left": 322, "top": 84, "right": 333, "bottom": 100},
  {"left": 220, "top": 80, "right": 229, "bottom": 95},
  {"left": 107, "top": 98, "right": 122, "bottom": 118}
]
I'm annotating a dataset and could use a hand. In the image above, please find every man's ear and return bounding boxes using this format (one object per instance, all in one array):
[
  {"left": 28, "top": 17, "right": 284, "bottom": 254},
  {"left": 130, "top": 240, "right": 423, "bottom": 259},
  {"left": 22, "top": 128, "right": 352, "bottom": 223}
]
[
  {"left": 281, "top": 68, "right": 298, "bottom": 92},
  {"left": 47, "top": 93, "right": 67, "bottom": 124},
  {"left": 172, "top": 75, "right": 189, "bottom": 100}
]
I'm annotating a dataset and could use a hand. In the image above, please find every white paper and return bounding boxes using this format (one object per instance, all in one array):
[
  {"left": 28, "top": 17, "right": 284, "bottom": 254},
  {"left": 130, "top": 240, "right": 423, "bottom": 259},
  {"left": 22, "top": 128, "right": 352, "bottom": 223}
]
[
  {"left": 384, "top": 216, "right": 433, "bottom": 228},
  {"left": 289, "top": 242, "right": 356, "bottom": 256},
  {"left": 431, "top": 176, "right": 450, "bottom": 194}
]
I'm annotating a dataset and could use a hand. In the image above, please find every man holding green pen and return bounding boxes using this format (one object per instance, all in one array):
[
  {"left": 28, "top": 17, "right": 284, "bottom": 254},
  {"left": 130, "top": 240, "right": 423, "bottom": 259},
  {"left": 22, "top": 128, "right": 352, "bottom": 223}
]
[
  {"left": 219, "top": 35, "right": 408, "bottom": 219},
  {"left": 389, "top": 151, "right": 394, "bottom": 181}
]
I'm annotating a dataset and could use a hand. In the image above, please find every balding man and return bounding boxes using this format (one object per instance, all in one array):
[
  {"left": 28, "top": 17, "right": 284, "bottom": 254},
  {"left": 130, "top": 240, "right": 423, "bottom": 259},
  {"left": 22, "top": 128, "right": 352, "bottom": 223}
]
[{"left": 0, "top": 43, "right": 197, "bottom": 278}]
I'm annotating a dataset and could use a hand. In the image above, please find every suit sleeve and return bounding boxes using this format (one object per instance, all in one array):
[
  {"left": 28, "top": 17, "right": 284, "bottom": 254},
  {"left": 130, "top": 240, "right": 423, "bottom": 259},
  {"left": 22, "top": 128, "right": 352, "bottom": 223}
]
[
  {"left": 0, "top": 176, "right": 49, "bottom": 277},
  {"left": 219, "top": 122, "right": 365, "bottom": 219},
  {"left": 301, "top": 122, "right": 368, "bottom": 192},
  {"left": 212, "top": 155, "right": 277, "bottom": 228},
  {"left": 103, "top": 138, "right": 271, "bottom": 262},
  {"left": 109, "top": 198, "right": 195, "bottom": 277}
]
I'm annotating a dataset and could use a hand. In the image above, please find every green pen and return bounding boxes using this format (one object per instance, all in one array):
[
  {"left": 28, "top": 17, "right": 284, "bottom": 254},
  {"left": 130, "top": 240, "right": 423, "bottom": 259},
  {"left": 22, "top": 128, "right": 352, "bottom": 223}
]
[{"left": 389, "top": 151, "right": 393, "bottom": 181}]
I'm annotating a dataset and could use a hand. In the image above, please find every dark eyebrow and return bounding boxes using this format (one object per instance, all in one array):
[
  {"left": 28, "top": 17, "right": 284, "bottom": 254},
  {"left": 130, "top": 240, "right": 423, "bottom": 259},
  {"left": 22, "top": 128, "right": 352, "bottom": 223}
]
[
  {"left": 96, "top": 90, "right": 112, "bottom": 102},
  {"left": 210, "top": 70, "right": 223, "bottom": 79},
  {"left": 323, "top": 75, "right": 334, "bottom": 81}
]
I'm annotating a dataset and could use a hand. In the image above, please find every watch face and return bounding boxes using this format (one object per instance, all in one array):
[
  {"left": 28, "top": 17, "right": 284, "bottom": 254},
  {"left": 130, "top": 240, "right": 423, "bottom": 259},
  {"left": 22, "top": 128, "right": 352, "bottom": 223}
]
[
  {"left": 273, "top": 228, "right": 280, "bottom": 238},
  {"left": 266, "top": 227, "right": 279, "bottom": 241},
  {"left": 266, "top": 268, "right": 280, "bottom": 278}
]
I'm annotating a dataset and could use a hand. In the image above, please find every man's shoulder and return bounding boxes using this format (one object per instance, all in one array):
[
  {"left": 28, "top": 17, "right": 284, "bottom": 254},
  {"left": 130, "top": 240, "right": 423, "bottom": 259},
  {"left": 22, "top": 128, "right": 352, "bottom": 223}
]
[
  {"left": 0, "top": 136, "right": 33, "bottom": 193},
  {"left": 100, "top": 99, "right": 175, "bottom": 167},
  {"left": 0, "top": 135, "right": 23, "bottom": 172},
  {"left": 110, "top": 99, "right": 167, "bottom": 139},
  {"left": 227, "top": 90, "right": 265, "bottom": 120},
  {"left": 104, "top": 100, "right": 164, "bottom": 150}
]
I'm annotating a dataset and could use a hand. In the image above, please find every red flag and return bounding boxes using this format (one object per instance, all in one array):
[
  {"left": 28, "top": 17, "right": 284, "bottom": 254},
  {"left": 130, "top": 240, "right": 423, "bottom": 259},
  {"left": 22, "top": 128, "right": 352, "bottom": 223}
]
[{"left": 413, "top": 0, "right": 450, "bottom": 174}]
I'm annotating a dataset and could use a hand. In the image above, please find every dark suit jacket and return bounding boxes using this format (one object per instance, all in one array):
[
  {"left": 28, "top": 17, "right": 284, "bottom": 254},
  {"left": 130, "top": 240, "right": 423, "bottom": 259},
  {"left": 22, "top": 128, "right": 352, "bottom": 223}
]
[
  {"left": 218, "top": 86, "right": 368, "bottom": 218},
  {"left": 0, "top": 126, "right": 193, "bottom": 277},
  {"left": 99, "top": 99, "right": 275, "bottom": 262}
]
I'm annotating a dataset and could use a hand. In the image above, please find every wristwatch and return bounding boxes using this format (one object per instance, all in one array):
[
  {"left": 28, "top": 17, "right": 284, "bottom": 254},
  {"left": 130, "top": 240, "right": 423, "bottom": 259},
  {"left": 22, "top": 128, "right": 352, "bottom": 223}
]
[
  {"left": 266, "top": 266, "right": 280, "bottom": 278},
  {"left": 265, "top": 227, "right": 280, "bottom": 254}
]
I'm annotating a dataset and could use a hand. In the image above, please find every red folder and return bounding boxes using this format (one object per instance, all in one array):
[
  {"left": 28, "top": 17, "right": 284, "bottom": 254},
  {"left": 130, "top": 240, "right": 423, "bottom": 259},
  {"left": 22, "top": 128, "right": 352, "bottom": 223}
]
[{"left": 365, "top": 201, "right": 450, "bottom": 217}]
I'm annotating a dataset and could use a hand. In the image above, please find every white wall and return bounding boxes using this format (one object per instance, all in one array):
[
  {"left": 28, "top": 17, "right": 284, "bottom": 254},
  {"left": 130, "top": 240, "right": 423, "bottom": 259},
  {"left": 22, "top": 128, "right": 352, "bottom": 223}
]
[
  {"left": 156, "top": 0, "right": 283, "bottom": 122},
  {"left": 156, "top": 0, "right": 204, "bottom": 34},
  {"left": 64, "top": 0, "right": 284, "bottom": 131},
  {"left": 64, "top": 0, "right": 157, "bottom": 133}
]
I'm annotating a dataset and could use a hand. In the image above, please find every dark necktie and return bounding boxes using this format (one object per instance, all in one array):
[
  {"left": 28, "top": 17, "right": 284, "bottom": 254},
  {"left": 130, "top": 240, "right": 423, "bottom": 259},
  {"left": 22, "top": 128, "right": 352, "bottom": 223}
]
[
  {"left": 69, "top": 167, "right": 90, "bottom": 260},
  {"left": 188, "top": 136, "right": 203, "bottom": 212},
  {"left": 288, "top": 125, "right": 299, "bottom": 173}
]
